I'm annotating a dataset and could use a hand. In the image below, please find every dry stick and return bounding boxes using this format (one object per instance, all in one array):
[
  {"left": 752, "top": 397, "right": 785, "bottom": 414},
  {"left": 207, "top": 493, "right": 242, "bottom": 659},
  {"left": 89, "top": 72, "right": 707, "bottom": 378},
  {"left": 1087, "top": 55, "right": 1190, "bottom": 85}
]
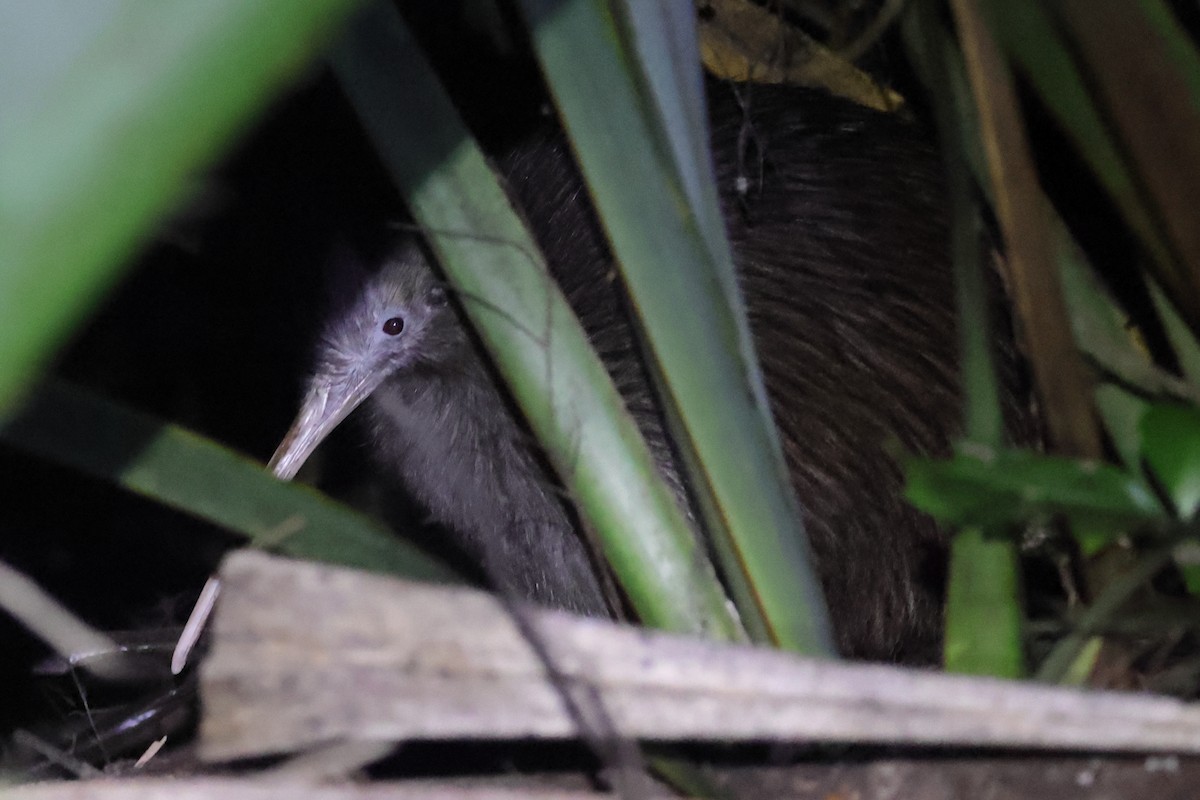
[
  {"left": 949, "top": 0, "right": 1102, "bottom": 459},
  {"left": 1036, "top": 540, "right": 1179, "bottom": 683},
  {"left": 0, "top": 558, "right": 139, "bottom": 683},
  {"left": 10, "top": 730, "right": 103, "bottom": 780},
  {"left": 487, "top": 573, "right": 656, "bottom": 800},
  {"left": 457, "top": 231, "right": 654, "bottom": 799},
  {"left": 172, "top": 575, "right": 220, "bottom": 674}
]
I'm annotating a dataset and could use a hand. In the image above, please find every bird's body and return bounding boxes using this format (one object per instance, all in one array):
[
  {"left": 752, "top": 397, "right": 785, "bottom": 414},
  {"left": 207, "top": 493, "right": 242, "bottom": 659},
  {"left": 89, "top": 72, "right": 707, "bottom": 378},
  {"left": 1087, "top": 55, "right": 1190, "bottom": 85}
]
[
  {"left": 273, "top": 82, "right": 1021, "bottom": 661},
  {"left": 363, "top": 309, "right": 610, "bottom": 615}
]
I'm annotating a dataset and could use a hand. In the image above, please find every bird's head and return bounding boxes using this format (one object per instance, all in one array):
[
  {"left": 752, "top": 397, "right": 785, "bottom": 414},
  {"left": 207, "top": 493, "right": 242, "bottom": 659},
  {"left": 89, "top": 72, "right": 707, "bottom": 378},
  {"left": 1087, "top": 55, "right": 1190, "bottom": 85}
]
[{"left": 269, "top": 239, "right": 466, "bottom": 480}]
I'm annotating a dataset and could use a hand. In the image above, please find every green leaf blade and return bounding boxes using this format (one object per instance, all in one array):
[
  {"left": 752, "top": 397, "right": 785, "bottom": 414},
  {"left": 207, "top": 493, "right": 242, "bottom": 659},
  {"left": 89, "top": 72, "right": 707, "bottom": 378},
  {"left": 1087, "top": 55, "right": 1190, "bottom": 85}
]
[
  {"left": 2, "top": 381, "right": 454, "bottom": 582},
  {"left": 1141, "top": 403, "right": 1200, "bottom": 519},
  {"left": 518, "top": 0, "right": 834, "bottom": 656},
  {"left": 905, "top": 447, "right": 1163, "bottom": 535},
  {"left": 0, "top": 0, "right": 362, "bottom": 415}
]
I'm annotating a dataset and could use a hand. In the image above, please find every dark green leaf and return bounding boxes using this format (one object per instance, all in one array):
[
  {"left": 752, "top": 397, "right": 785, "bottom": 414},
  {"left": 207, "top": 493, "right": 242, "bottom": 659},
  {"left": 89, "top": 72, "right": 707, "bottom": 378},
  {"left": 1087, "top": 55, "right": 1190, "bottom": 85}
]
[
  {"left": 1141, "top": 404, "right": 1200, "bottom": 518},
  {"left": 904, "top": 446, "right": 1163, "bottom": 534},
  {"left": 2, "top": 381, "right": 455, "bottom": 582}
]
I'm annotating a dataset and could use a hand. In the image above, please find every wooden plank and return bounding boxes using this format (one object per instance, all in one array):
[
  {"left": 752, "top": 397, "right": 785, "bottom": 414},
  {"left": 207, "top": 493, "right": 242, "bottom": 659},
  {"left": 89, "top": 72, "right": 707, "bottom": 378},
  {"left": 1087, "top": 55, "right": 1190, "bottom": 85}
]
[
  {"left": 11, "top": 757, "right": 1200, "bottom": 800},
  {"left": 200, "top": 551, "right": 1200, "bottom": 760},
  {"left": 4, "top": 780, "right": 611, "bottom": 800}
]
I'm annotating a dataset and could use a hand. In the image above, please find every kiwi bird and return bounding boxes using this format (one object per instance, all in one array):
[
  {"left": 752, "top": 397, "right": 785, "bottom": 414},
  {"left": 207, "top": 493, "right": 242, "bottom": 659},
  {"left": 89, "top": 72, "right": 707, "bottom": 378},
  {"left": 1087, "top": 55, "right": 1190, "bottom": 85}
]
[{"left": 270, "top": 82, "right": 1019, "bottom": 661}]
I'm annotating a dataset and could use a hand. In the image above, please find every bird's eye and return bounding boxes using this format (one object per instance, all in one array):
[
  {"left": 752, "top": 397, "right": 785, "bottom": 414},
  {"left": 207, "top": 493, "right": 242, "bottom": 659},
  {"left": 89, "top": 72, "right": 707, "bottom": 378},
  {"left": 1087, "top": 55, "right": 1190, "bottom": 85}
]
[{"left": 382, "top": 317, "right": 405, "bottom": 336}]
